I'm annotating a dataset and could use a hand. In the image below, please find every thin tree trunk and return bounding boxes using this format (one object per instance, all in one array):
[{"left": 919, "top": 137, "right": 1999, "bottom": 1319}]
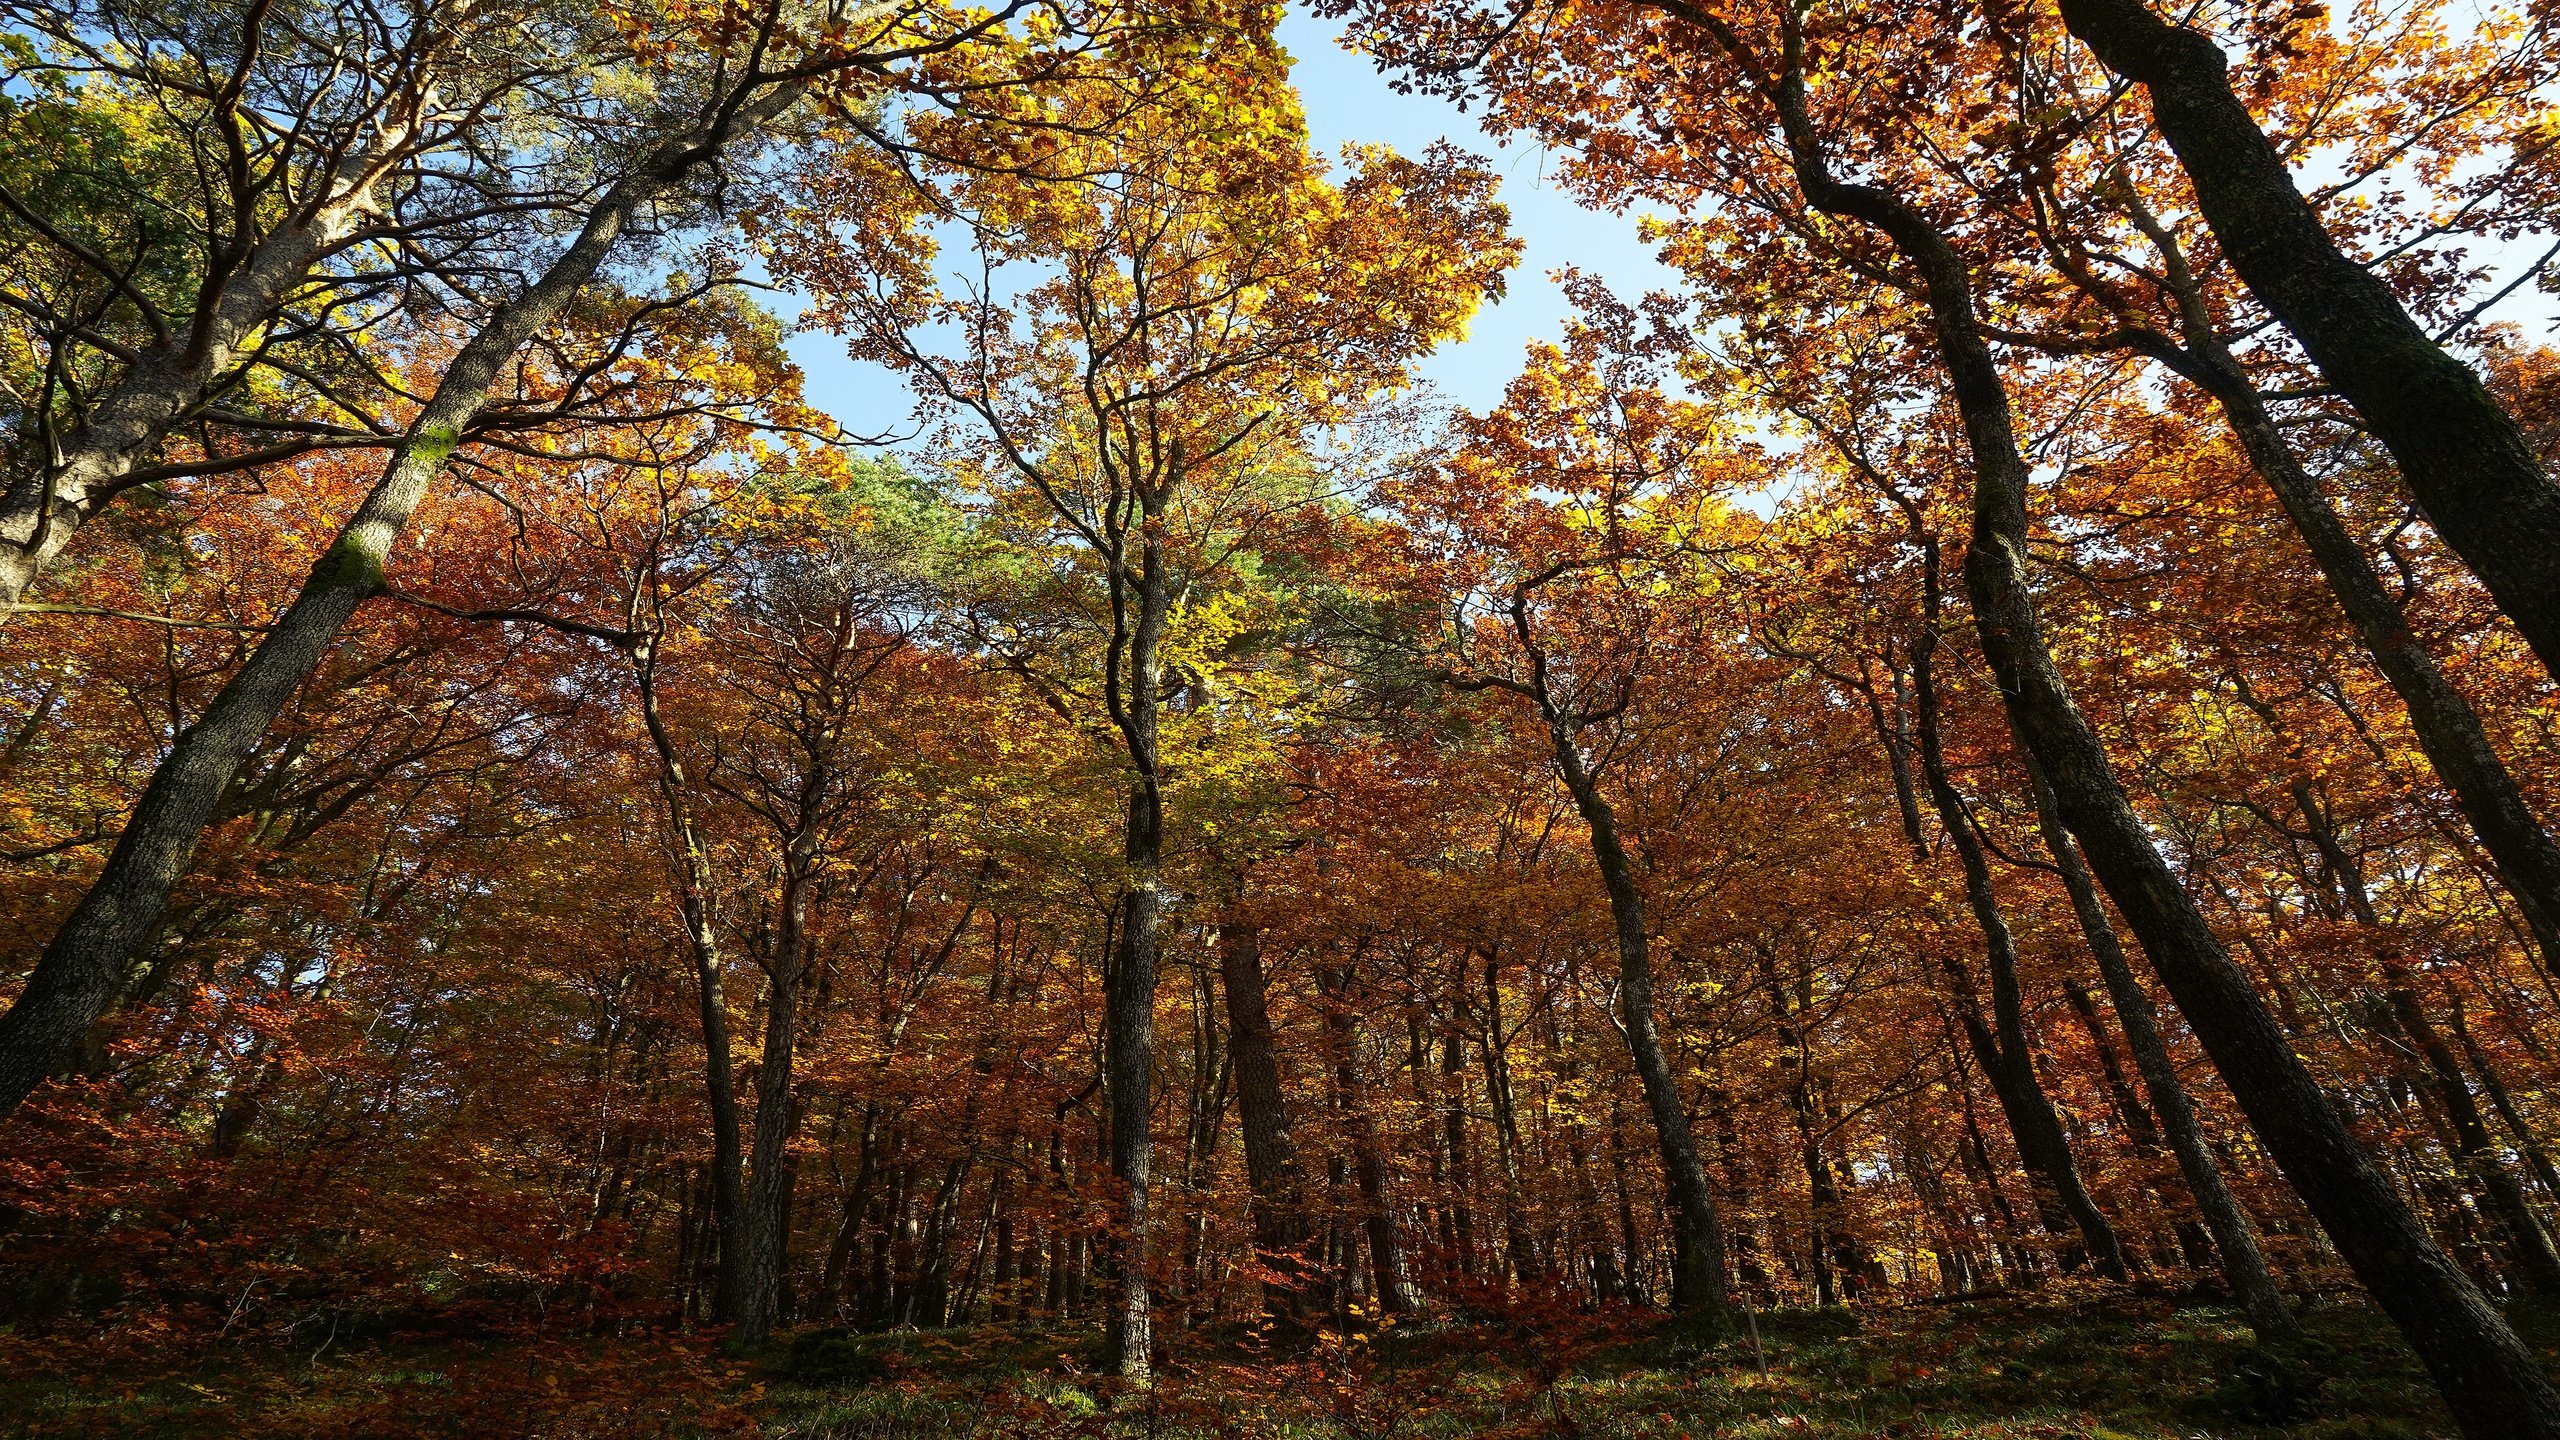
[
  {"left": 1906, "top": 575, "right": 2129, "bottom": 1281},
  {"left": 734, "top": 852, "right": 818, "bottom": 1343},
  {"left": 1481, "top": 952, "right": 1542, "bottom": 1284},
  {"left": 2024, "top": 756, "right": 2298, "bottom": 1341},
  {"left": 1547, "top": 716, "right": 1730, "bottom": 1323},
  {"left": 1319, "top": 958, "right": 1419, "bottom": 1315},
  {"left": 1218, "top": 918, "right": 1312, "bottom": 1305},
  {"left": 1441, "top": 1025, "right": 1481, "bottom": 1278},
  {"left": 2449, "top": 999, "right": 2560, "bottom": 1204},
  {"left": 2279, "top": 779, "right": 2560, "bottom": 1299}
]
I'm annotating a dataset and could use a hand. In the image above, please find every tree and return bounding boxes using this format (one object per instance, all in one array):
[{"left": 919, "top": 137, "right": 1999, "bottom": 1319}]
[
  {"left": 781, "top": 34, "right": 1512, "bottom": 1372},
  {"left": 1361, "top": 296, "right": 1754, "bottom": 1320},
  {"left": 2050, "top": 0, "right": 2560, "bottom": 680},
  {"left": 0, "top": 0, "right": 1050, "bottom": 1119}
]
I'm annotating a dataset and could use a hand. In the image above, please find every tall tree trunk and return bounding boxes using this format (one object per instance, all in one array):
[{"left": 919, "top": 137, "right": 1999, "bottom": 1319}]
[
  {"left": 1695, "top": 16, "right": 2560, "bottom": 1426},
  {"left": 733, "top": 853, "right": 818, "bottom": 1344},
  {"left": 1100, "top": 515, "right": 1169, "bottom": 1379},
  {"left": 1319, "top": 958, "right": 1419, "bottom": 1314},
  {"left": 1547, "top": 716, "right": 1731, "bottom": 1323},
  {"left": 1480, "top": 951, "right": 1543, "bottom": 1284},
  {"left": 2104, "top": 202, "right": 2560, "bottom": 969},
  {"left": 1947, "top": 1029, "right": 2031, "bottom": 1283},
  {"left": 635, "top": 653, "right": 754, "bottom": 1328},
  {"left": 2384, "top": 984, "right": 2560, "bottom": 1298},
  {"left": 1218, "top": 919, "right": 1312, "bottom": 1303},
  {"left": 2024, "top": 756, "right": 2299, "bottom": 1341},
  {"left": 1755, "top": 946, "right": 1865, "bottom": 1304},
  {"left": 1907, "top": 580, "right": 2130, "bottom": 1281},
  {"left": 1441, "top": 1025, "right": 1481, "bottom": 1278},
  {"left": 0, "top": 80, "right": 806, "bottom": 1120},
  {"left": 820, "top": 1107, "right": 882, "bottom": 1318},
  {"left": 2054, "top": 0, "right": 2560, "bottom": 680}
]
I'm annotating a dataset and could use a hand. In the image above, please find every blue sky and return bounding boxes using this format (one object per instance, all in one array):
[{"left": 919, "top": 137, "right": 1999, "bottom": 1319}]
[
  {"left": 780, "top": 9, "right": 2559, "bottom": 442},
  {"left": 1275, "top": 8, "right": 1678, "bottom": 411},
  {"left": 782, "top": 5, "right": 1677, "bottom": 435}
]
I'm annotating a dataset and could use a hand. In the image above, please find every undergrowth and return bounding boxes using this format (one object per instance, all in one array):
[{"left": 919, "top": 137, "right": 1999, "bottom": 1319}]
[{"left": 0, "top": 1288, "right": 2489, "bottom": 1437}]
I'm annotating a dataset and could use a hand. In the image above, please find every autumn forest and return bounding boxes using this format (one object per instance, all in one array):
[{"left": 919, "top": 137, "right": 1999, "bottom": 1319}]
[{"left": 7, "top": 0, "right": 2560, "bottom": 1435}]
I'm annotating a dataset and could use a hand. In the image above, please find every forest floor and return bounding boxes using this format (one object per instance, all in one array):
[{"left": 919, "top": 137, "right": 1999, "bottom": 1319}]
[{"left": 0, "top": 1285, "right": 2511, "bottom": 1439}]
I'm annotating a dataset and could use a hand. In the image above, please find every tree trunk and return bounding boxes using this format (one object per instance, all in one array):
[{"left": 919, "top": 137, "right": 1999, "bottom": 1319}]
[
  {"left": 1441, "top": 1025, "right": 1481, "bottom": 1278},
  {"left": 1717, "top": 28, "right": 2560, "bottom": 1426},
  {"left": 2055, "top": 0, "right": 2560, "bottom": 680},
  {"left": 733, "top": 854, "right": 817, "bottom": 1344},
  {"left": 0, "top": 81, "right": 806, "bottom": 1121},
  {"left": 1906, "top": 585, "right": 2129, "bottom": 1281},
  {"left": 1547, "top": 716, "right": 1730, "bottom": 1323},
  {"left": 1319, "top": 959, "right": 1420, "bottom": 1314},
  {"left": 0, "top": 180, "right": 379, "bottom": 610},
  {"left": 2109, "top": 207, "right": 2560, "bottom": 970},
  {"left": 2281, "top": 779, "right": 2560, "bottom": 1300},
  {"left": 1480, "top": 951, "right": 1543, "bottom": 1284},
  {"left": 1100, "top": 513, "right": 1169, "bottom": 1379},
  {"left": 1218, "top": 919, "right": 1312, "bottom": 1300},
  {"left": 2448, "top": 999, "right": 2560, "bottom": 1204},
  {"left": 2024, "top": 756, "right": 2298, "bottom": 1341}
]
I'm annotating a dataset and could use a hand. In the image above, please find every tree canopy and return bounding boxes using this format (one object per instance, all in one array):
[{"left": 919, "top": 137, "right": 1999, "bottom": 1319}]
[{"left": 7, "top": 0, "right": 2560, "bottom": 1436}]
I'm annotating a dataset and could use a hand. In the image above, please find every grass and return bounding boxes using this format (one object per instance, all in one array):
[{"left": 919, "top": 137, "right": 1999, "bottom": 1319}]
[
  {"left": 755, "top": 1289, "right": 2459, "bottom": 1439},
  {"left": 0, "top": 1289, "right": 2489, "bottom": 1438}
]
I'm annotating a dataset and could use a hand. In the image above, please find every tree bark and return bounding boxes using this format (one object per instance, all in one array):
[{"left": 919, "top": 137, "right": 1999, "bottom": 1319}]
[
  {"left": 0, "top": 141, "right": 401, "bottom": 610},
  {"left": 639, "top": 655, "right": 752, "bottom": 1331},
  {"left": 1440, "top": 1024, "right": 1482, "bottom": 1278},
  {"left": 2284, "top": 781, "right": 2560, "bottom": 1301},
  {"left": 732, "top": 852, "right": 818, "bottom": 1343},
  {"left": 1479, "top": 949, "right": 1544, "bottom": 1284}
]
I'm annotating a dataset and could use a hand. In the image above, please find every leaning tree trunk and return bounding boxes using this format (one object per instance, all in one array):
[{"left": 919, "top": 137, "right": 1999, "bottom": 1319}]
[
  {"left": 2285, "top": 781, "right": 2560, "bottom": 1301},
  {"left": 639, "top": 655, "right": 752, "bottom": 1329},
  {"left": 2056, "top": 0, "right": 2560, "bottom": 680},
  {"left": 2115, "top": 208, "right": 2560, "bottom": 970},
  {"left": 1548, "top": 717, "right": 1731, "bottom": 1324},
  {"left": 1684, "top": 15, "right": 2560, "bottom": 1431},
  {"left": 2023, "top": 756, "right": 2299, "bottom": 1341},
  {"left": 1907, "top": 583, "right": 2129, "bottom": 1281},
  {"left": 0, "top": 81, "right": 804, "bottom": 1122}
]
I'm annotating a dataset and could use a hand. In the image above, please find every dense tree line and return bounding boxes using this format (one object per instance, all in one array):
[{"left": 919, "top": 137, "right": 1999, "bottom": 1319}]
[{"left": 7, "top": 0, "right": 2560, "bottom": 1435}]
